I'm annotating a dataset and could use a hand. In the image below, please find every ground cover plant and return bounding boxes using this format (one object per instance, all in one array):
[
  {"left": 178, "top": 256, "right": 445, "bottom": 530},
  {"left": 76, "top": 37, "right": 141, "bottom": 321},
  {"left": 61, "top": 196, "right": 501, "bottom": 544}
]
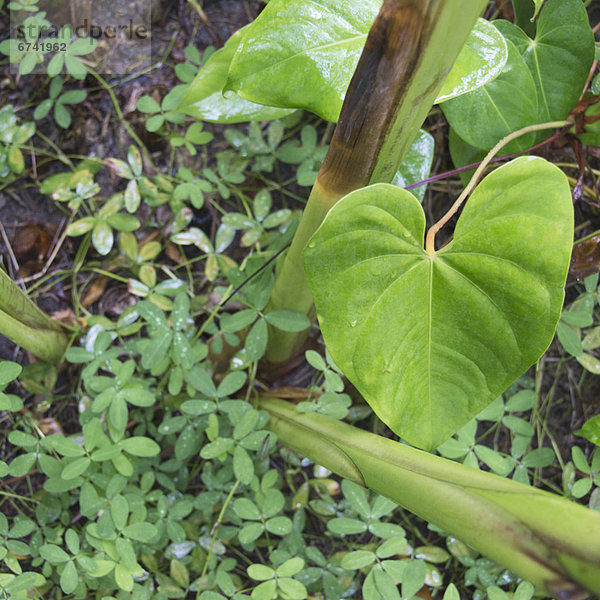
[{"left": 0, "top": 0, "right": 600, "bottom": 599}]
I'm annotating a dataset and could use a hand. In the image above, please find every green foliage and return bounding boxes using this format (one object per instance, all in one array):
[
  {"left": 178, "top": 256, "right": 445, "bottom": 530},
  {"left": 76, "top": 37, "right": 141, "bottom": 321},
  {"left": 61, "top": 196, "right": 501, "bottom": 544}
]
[
  {"left": 175, "top": 28, "right": 294, "bottom": 123},
  {"left": 444, "top": 0, "right": 595, "bottom": 156},
  {"left": 576, "top": 414, "right": 600, "bottom": 448},
  {"left": 169, "top": 122, "right": 214, "bottom": 155},
  {"left": 566, "top": 446, "right": 600, "bottom": 500},
  {"left": 8, "top": 0, "right": 40, "bottom": 11},
  {"left": 213, "top": 276, "right": 310, "bottom": 362},
  {"left": 0, "top": 18, "right": 46, "bottom": 75},
  {"left": 0, "top": 17, "right": 96, "bottom": 79},
  {"left": 174, "top": 43, "right": 212, "bottom": 84},
  {"left": 222, "top": 190, "right": 295, "bottom": 247},
  {"left": 1, "top": 1, "right": 599, "bottom": 598},
  {"left": 223, "top": 121, "right": 287, "bottom": 174},
  {"left": 496, "top": 0, "right": 594, "bottom": 124},
  {"left": 304, "top": 158, "right": 573, "bottom": 449},
  {"left": 274, "top": 124, "right": 327, "bottom": 187},
  {"left": 0, "top": 306, "right": 279, "bottom": 597},
  {"left": 0, "top": 105, "right": 35, "bottom": 179},
  {"left": 45, "top": 26, "right": 97, "bottom": 80},
  {"left": 33, "top": 76, "right": 87, "bottom": 128},
  {"left": 554, "top": 274, "right": 600, "bottom": 378},
  {"left": 171, "top": 224, "right": 237, "bottom": 282},
  {"left": 442, "top": 36, "right": 539, "bottom": 153},
  {"left": 298, "top": 349, "right": 351, "bottom": 419},
  {"left": 223, "top": 1, "right": 507, "bottom": 122},
  {"left": 434, "top": 19, "right": 508, "bottom": 103},
  {"left": 247, "top": 557, "right": 307, "bottom": 600},
  {"left": 41, "top": 162, "right": 101, "bottom": 209},
  {"left": 66, "top": 193, "right": 141, "bottom": 256},
  {"left": 0, "top": 361, "right": 23, "bottom": 412},
  {"left": 137, "top": 90, "right": 187, "bottom": 132},
  {"left": 5, "top": 274, "right": 562, "bottom": 599},
  {"left": 438, "top": 379, "right": 560, "bottom": 485},
  {"left": 104, "top": 145, "right": 148, "bottom": 213}
]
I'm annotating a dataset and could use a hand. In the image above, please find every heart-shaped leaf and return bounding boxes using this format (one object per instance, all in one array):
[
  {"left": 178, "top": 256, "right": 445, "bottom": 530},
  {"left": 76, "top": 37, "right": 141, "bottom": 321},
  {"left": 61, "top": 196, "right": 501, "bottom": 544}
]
[
  {"left": 442, "top": 36, "right": 539, "bottom": 153},
  {"left": 304, "top": 157, "right": 573, "bottom": 449},
  {"left": 445, "top": 0, "right": 594, "bottom": 176},
  {"left": 494, "top": 0, "right": 594, "bottom": 124},
  {"left": 434, "top": 19, "right": 507, "bottom": 103},
  {"left": 226, "top": 0, "right": 507, "bottom": 122}
]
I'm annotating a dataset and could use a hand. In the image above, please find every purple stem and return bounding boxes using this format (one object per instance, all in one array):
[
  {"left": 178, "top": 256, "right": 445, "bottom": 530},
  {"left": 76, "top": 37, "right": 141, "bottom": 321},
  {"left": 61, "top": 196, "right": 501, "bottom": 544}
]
[{"left": 405, "top": 130, "right": 563, "bottom": 190}]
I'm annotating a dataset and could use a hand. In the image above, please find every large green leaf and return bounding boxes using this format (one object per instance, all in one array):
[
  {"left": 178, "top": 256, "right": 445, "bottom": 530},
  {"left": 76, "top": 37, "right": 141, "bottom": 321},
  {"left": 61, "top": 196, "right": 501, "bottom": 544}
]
[
  {"left": 443, "top": 0, "right": 595, "bottom": 158},
  {"left": 442, "top": 36, "right": 539, "bottom": 153},
  {"left": 226, "top": 0, "right": 507, "bottom": 122},
  {"left": 494, "top": 0, "right": 594, "bottom": 124},
  {"left": 303, "top": 157, "right": 573, "bottom": 450},
  {"left": 174, "top": 27, "right": 293, "bottom": 123},
  {"left": 511, "top": 0, "right": 536, "bottom": 37}
]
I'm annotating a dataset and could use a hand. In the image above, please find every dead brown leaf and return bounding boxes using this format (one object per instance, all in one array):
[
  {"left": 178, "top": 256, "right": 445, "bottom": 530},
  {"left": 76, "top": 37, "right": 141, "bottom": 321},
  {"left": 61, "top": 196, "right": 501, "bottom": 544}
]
[
  {"left": 37, "top": 417, "right": 64, "bottom": 436},
  {"left": 82, "top": 275, "right": 108, "bottom": 308}
]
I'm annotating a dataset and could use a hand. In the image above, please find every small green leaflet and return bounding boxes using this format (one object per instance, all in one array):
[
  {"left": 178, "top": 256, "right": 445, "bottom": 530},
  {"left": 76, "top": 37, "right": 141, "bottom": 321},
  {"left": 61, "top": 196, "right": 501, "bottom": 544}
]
[
  {"left": 304, "top": 157, "right": 573, "bottom": 450},
  {"left": 442, "top": 36, "right": 539, "bottom": 153}
]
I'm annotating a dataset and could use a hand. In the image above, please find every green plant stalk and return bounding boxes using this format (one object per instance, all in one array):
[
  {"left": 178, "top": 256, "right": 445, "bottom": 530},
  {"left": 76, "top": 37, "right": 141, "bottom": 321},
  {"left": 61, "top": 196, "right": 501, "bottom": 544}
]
[
  {"left": 265, "top": 0, "right": 488, "bottom": 363},
  {"left": 258, "top": 396, "right": 600, "bottom": 598},
  {"left": 0, "top": 269, "right": 70, "bottom": 363}
]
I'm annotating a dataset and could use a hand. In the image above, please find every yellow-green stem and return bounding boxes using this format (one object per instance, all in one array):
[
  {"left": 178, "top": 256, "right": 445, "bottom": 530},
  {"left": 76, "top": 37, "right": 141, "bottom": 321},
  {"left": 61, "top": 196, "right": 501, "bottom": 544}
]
[
  {"left": 258, "top": 396, "right": 600, "bottom": 598},
  {"left": 196, "top": 479, "right": 241, "bottom": 599},
  {"left": 265, "top": 181, "right": 340, "bottom": 361},
  {"left": 0, "top": 269, "right": 70, "bottom": 363}
]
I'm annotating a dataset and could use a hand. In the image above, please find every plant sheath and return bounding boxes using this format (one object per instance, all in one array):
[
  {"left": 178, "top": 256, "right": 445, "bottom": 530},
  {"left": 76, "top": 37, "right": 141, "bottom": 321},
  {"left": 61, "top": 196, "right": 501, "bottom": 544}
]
[
  {"left": 258, "top": 396, "right": 600, "bottom": 598},
  {"left": 0, "top": 269, "right": 70, "bottom": 363}
]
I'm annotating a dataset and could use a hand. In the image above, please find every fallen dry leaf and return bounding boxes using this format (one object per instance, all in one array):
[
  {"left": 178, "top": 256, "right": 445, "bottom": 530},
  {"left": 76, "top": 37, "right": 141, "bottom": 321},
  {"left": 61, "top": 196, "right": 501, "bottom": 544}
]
[
  {"left": 37, "top": 417, "right": 64, "bottom": 436},
  {"left": 571, "top": 234, "right": 600, "bottom": 279},
  {"left": 82, "top": 275, "right": 108, "bottom": 307}
]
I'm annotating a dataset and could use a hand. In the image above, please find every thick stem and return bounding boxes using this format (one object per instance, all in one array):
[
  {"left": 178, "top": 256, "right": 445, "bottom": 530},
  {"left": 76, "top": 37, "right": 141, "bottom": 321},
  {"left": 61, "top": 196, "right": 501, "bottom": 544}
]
[
  {"left": 265, "top": 0, "right": 488, "bottom": 363},
  {"left": 258, "top": 396, "right": 600, "bottom": 598},
  {"left": 0, "top": 269, "right": 70, "bottom": 363},
  {"left": 264, "top": 181, "right": 340, "bottom": 362}
]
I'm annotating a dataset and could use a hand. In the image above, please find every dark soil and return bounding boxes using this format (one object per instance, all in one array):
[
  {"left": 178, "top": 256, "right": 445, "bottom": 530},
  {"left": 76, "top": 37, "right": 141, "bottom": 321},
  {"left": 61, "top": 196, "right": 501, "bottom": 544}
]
[{"left": 0, "top": 0, "right": 264, "bottom": 360}]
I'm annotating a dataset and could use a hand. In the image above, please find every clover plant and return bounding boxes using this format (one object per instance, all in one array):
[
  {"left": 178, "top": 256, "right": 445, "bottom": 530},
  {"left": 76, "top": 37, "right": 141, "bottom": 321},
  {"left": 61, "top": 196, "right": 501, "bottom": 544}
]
[
  {"left": 33, "top": 76, "right": 87, "bottom": 129},
  {"left": 0, "top": 105, "right": 35, "bottom": 179},
  {"left": 175, "top": 0, "right": 600, "bottom": 594}
]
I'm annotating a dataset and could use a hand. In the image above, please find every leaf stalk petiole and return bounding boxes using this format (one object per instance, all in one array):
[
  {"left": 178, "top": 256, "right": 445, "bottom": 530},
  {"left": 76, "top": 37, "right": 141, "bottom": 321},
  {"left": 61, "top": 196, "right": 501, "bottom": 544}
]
[{"left": 425, "top": 120, "right": 573, "bottom": 254}]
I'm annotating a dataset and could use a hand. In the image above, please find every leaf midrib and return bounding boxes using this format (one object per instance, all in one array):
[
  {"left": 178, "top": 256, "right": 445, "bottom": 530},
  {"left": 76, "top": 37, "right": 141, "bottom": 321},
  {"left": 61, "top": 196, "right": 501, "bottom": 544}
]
[{"left": 427, "top": 257, "right": 434, "bottom": 447}]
